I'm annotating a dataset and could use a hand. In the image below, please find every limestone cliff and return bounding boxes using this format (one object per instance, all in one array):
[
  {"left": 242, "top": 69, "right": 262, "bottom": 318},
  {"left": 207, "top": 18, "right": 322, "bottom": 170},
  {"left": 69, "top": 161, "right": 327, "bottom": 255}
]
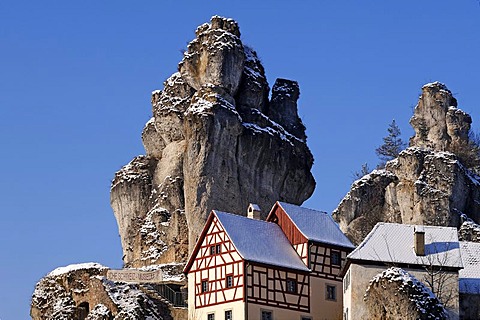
[
  {"left": 333, "top": 82, "right": 480, "bottom": 245},
  {"left": 111, "top": 15, "right": 315, "bottom": 268},
  {"left": 31, "top": 16, "right": 315, "bottom": 319}
]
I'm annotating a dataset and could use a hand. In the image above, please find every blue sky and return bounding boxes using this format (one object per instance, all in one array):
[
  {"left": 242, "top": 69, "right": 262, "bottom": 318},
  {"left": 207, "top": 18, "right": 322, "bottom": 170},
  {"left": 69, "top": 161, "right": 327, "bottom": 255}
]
[{"left": 1, "top": 1, "right": 479, "bottom": 318}]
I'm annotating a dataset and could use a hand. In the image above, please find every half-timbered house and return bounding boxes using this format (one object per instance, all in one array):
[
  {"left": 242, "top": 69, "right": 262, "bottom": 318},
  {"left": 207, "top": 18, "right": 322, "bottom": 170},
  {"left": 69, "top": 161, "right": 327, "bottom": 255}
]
[
  {"left": 266, "top": 202, "right": 356, "bottom": 319},
  {"left": 184, "top": 202, "right": 355, "bottom": 320}
]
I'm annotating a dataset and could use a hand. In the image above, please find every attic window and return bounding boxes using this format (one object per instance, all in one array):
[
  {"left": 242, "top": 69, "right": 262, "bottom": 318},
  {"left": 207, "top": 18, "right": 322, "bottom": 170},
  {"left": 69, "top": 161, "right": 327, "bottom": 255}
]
[
  {"left": 209, "top": 246, "right": 215, "bottom": 255},
  {"left": 216, "top": 244, "right": 221, "bottom": 254},
  {"left": 286, "top": 279, "right": 297, "bottom": 293}
]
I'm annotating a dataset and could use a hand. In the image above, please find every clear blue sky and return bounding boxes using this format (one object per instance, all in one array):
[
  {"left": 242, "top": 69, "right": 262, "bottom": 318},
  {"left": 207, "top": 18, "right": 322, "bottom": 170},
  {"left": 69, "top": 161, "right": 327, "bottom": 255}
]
[{"left": 1, "top": 1, "right": 479, "bottom": 318}]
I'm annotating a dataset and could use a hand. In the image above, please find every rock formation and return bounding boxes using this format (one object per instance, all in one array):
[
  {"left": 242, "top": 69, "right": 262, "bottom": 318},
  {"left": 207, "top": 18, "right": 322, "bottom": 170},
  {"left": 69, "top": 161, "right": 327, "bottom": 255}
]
[
  {"left": 111, "top": 15, "right": 315, "bottom": 268},
  {"left": 30, "top": 263, "right": 185, "bottom": 320},
  {"left": 333, "top": 82, "right": 480, "bottom": 245},
  {"left": 31, "top": 16, "right": 315, "bottom": 319},
  {"left": 364, "top": 267, "right": 447, "bottom": 320}
]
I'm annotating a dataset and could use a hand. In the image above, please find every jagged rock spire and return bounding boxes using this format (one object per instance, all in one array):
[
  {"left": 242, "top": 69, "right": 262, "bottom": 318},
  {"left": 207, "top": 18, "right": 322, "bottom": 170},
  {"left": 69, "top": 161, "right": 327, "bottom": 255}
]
[{"left": 111, "top": 16, "right": 315, "bottom": 268}]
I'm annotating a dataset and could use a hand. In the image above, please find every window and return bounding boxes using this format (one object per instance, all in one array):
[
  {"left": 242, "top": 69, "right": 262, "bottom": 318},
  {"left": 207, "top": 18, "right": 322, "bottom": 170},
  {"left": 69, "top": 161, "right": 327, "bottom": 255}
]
[
  {"left": 326, "top": 284, "right": 336, "bottom": 301},
  {"left": 210, "top": 246, "right": 215, "bottom": 255},
  {"left": 225, "top": 310, "right": 232, "bottom": 320},
  {"left": 226, "top": 275, "right": 233, "bottom": 288},
  {"left": 331, "top": 251, "right": 341, "bottom": 266},
  {"left": 207, "top": 313, "right": 215, "bottom": 320},
  {"left": 202, "top": 280, "right": 208, "bottom": 293},
  {"left": 216, "top": 244, "right": 221, "bottom": 254},
  {"left": 343, "top": 269, "right": 350, "bottom": 292},
  {"left": 261, "top": 310, "right": 272, "bottom": 320},
  {"left": 301, "top": 317, "right": 312, "bottom": 320},
  {"left": 286, "top": 279, "right": 297, "bottom": 293}
]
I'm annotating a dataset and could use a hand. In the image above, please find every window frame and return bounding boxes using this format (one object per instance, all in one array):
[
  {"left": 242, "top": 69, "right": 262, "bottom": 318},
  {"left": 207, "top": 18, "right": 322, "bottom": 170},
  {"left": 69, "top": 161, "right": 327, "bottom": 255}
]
[
  {"left": 207, "top": 313, "right": 215, "bottom": 320},
  {"left": 216, "top": 244, "right": 221, "bottom": 254},
  {"left": 261, "top": 309, "right": 273, "bottom": 320},
  {"left": 226, "top": 274, "right": 234, "bottom": 288},
  {"left": 201, "top": 279, "right": 209, "bottom": 293},
  {"left": 286, "top": 278, "right": 297, "bottom": 294},
  {"left": 326, "top": 284, "right": 337, "bottom": 301},
  {"left": 331, "top": 250, "right": 341, "bottom": 266},
  {"left": 224, "top": 310, "right": 232, "bottom": 320}
]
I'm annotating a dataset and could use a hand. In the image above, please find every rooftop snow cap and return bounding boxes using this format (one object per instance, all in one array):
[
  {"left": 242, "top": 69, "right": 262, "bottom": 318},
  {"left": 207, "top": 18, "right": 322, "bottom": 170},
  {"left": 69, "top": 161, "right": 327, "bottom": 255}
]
[
  {"left": 414, "top": 225, "right": 425, "bottom": 256},
  {"left": 247, "top": 203, "right": 261, "bottom": 220}
]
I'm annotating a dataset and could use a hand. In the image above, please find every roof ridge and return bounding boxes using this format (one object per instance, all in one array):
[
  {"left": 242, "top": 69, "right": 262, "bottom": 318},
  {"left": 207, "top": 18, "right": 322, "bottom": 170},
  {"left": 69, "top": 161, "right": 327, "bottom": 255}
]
[{"left": 213, "top": 210, "right": 277, "bottom": 225}]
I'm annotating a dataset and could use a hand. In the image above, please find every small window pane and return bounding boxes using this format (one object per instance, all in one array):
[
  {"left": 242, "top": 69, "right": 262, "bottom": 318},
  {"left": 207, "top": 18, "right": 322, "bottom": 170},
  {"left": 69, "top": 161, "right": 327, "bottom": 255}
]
[
  {"left": 225, "top": 310, "right": 232, "bottom": 320},
  {"left": 226, "top": 275, "right": 233, "bottom": 288},
  {"left": 286, "top": 279, "right": 297, "bottom": 293},
  {"left": 331, "top": 251, "right": 341, "bottom": 266},
  {"left": 216, "top": 244, "right": 221, "bottom": 254},
  {"left": 326, "top": 285, "right": 336, "bottom": 301},
  {"left": 261, "top": 311, "right": 272, "bottom": 320},
  {"left": 208, "top": 313, "right": 215, "bottom": 320},
  {"left": 210, "top": 246, "right": 215, "bottom": 255},
  {"left": 202, "top": 280, "right": 208, "bottom": 293}
]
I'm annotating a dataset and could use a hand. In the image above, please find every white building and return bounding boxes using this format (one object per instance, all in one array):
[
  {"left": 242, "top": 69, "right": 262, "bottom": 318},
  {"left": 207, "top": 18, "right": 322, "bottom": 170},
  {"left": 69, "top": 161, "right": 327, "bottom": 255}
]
[{"left": 342, "top": 223, "right": 463, "bottom": 320}]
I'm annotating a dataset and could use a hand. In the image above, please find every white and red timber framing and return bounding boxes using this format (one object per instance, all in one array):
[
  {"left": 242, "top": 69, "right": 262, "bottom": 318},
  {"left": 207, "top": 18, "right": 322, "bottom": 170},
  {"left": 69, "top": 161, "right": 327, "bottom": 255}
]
[{"left": 183, "top": 201, "right": 355, "bottom": 320}]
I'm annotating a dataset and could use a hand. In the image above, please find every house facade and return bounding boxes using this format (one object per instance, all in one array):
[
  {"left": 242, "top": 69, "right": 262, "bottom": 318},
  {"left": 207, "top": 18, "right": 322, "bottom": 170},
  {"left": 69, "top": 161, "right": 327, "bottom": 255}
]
[
  {"left": 342, "top": 223, "right": 463, "bottom": 320},
  {"left": 459, "top": 241, "right": 480, "bottom": 320},
  {"left": 184, "top": 202, "right": 355, "bottom": 320}
]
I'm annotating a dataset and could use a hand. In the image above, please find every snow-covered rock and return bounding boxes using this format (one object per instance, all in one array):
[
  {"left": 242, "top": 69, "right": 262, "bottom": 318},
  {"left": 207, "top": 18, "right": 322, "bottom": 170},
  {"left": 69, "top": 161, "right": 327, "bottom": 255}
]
[
  {"left": 111, "top": 15, "right": 315, "bottom": 267},
  {"left": 364, "top": 267, "right": 447, "bottom": 320},
  {"left": 333, "top": 83, "right": 480, "bottom": 245},
  {"left": 31, "top": 263, "right": 178, "bottom": 320}
]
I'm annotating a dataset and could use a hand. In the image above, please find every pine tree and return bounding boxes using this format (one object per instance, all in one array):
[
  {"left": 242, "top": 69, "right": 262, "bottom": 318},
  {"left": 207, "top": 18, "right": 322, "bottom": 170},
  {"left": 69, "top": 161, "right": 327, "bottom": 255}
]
[
  {"left": 352, "top": 163, "right": 371, "bottom": 181},
  {"left": 376, "top": 120, "right": 406, "bottom": 165}
]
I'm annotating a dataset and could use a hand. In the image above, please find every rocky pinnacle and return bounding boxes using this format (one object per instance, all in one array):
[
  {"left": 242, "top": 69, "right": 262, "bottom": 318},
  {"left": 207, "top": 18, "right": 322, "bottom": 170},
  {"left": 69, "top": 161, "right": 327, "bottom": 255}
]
[{"left": 110, "top": 16, "right": 316, "bottom": 268}]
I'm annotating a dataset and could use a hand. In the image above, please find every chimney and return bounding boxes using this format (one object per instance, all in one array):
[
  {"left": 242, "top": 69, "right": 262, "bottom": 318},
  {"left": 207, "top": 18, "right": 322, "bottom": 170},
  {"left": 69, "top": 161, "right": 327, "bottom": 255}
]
[
  {"left": 414, "top": 226, "right": 425, "bottom": 256},
  {"left": 247, "top": 203, "right": 261, "bottom": 220}
]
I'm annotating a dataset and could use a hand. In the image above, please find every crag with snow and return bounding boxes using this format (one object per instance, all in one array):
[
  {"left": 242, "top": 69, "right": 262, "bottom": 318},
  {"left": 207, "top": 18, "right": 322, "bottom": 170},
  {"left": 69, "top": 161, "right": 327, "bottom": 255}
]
[
  {"left": 111, "top": 15, "right": 315, "bottom": 268},
  {"left": 364, "top": 267, "right": 447, "bottom": 320},
  {"left": 31, "top": 16, "right": 315, "bottom": 319},
  {"left": 31, "top": 263, "right": 180, "bottom": 320},
  {"left": 333, "top": 82, "right": 480, "bottom": 245}
]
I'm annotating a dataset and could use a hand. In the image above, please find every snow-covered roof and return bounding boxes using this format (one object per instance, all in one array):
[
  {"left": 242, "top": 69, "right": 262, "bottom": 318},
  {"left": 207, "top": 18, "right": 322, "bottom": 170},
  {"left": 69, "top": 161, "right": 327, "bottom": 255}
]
[
  {"left": 459, "top": 241, "right": 480, "bottom": 294},
  {"left": 277, "top": 202, "right": 355, "bottom": 249},
  {"left": 215, "top": 211, "right": 310, "bottom": 272},
  {"left": 348, "top": 223, "right": 463, "bottom": 269}
]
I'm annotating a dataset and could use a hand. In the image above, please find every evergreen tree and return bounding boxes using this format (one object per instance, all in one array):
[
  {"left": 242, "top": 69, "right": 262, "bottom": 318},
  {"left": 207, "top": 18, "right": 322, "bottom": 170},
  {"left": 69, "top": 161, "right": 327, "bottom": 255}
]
[
  {"left": 376, "top": 120, "right": 406, "bottom": 165},
  {"left": 352, "top": 163, "right": 371, "bottom": 181}
]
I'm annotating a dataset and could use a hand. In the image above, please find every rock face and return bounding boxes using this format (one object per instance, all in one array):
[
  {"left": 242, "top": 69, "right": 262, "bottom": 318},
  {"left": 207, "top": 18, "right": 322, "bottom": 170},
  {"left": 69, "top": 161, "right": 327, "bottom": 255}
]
[
  {"left": 333, "top": 82, "right": 480, "bottom": 245},
  {"left": 110, "top": 15, "right": 315, "bottom": 268},
  {"left": 30, "top": 263, "right": 180, "bottom": 320},
  {"left": 410, "top": 82, "right": 470, "bottom": 152}
]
